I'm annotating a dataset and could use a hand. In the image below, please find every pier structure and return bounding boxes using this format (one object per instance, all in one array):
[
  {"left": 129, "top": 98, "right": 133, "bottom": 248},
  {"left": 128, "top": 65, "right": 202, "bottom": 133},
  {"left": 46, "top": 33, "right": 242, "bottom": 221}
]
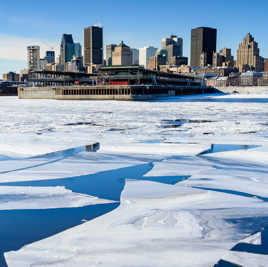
[
  {"left": 19, "top": 66, "right": 214, "bottom": 100},
  {"left": 27, "top": 70, "right": 97, "bottom": 87}
]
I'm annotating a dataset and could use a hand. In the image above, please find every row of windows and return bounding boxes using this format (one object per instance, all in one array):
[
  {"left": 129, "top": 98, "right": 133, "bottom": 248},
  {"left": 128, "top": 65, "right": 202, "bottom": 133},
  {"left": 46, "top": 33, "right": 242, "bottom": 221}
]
[{"left": 62, "top": 88, "right": 131, "bottom": 96}]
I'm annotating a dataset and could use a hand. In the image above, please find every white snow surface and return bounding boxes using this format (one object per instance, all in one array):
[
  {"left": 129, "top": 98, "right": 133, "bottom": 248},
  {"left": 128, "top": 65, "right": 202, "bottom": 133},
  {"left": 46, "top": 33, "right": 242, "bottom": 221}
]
[
  {"left": 0, "top": 94, "right": 268, "bottom": 266},
  {"left": 0, "top": 186, "right": 114, "bottom": 210}
]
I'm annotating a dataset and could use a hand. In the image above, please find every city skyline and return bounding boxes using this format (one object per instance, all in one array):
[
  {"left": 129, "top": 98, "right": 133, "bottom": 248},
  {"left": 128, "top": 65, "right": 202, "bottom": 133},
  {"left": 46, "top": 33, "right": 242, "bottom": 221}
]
[{"left": 0, "top": 0, "right": 268, "bottom": 76}]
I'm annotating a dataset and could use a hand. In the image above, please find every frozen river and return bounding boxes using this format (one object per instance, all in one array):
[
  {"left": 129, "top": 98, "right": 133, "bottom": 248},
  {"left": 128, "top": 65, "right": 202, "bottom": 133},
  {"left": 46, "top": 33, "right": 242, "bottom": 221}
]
[
  {"left": 0, "top": 94, "right": 268, "bottom": 266},
  {"left": 1, "top": 94, "right": 268, "bottom": 148}
]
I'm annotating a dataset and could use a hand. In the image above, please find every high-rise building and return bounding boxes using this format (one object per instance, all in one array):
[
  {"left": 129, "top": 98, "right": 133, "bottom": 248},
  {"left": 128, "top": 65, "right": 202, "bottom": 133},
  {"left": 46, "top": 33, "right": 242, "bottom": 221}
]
[
  {"left": 213, "top": 52, "right": 224, "bottom": 67},
  {"left": 66, "top": 56, "right": 84, "bottom": 72},
  {"left": 190, "top": 27, "right": 217, "bottom": 67},
  {"left": 139, "top": 46, "right": 158, "bottom": 69},
  {"left": 74, "top": 43, "right": 82, "bottom": 58},
  {"left": 220, "top": 48, "right": 232, "bottom": 62},
  {"left": 200, "top": 52, "right": 207, "bottom": 67},
  {"left": 27, "top": 45, "right": 40, "bottom": 71},
  {"left": 264, "top": 59, "right": 268, "bottom": 72},
  {"left": 236, "top": 33, "right": 263, "bottom": 72},
  {"left": 162, "top": 35, "right": 183, "bottom": 60},
  {"left": 213, "top": 48, "right": 234, "bottom": 67},
  {"left": 84, "top": 25, "right": 103, "bottom": 66},
  {"left": 60, "top": 34, "right": 74, "bottom": 65},
  {"left": 148, "top": 49, "right": 168, "bottom": 71},
  {"left": 44, "top": 51, "right": 55, "bottom": 64},
  {"left": 168, "top": 56, "right": 188, "bottom": 66},
  {"left": 112, "top": 41, "right": 133, "bottom": 66},
  {"left": 40, "top": 59, "right": 48, "bottom": 71},
  {"left": 131, "top": 48, "right": 139, "bottom": 65},
  {"left": 106, "top": 44, "right": 117, "bottom": 66}
]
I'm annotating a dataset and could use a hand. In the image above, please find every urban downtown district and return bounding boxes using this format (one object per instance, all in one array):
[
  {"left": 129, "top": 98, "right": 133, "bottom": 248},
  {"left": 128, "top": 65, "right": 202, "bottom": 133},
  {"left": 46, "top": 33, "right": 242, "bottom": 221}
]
[{"left": 0, "top": 24, "right": 268, "bottom": 267}]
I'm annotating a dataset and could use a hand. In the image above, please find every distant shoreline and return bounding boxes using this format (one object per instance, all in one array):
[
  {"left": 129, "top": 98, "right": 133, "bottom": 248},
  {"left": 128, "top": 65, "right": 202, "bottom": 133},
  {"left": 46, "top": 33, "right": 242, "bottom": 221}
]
[{"left": 215, "top": 86, "right": 268, "bottom": 94}]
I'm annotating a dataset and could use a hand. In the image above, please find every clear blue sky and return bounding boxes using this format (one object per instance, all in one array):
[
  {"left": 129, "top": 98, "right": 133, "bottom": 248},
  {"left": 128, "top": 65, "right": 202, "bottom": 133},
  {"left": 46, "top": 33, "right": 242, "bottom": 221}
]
[{"left": 0, "top": 0, "right": 267, "bottom": 76}]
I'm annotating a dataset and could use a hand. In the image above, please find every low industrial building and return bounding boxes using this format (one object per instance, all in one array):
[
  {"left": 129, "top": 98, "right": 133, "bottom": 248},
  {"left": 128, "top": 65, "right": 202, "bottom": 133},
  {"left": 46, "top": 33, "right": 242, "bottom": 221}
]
[
  {"left": 206, "top": 71, "right": 268, "bottom": 87},
  {"left": 2, "top": 72, "right": 20, "bottom": 82}
]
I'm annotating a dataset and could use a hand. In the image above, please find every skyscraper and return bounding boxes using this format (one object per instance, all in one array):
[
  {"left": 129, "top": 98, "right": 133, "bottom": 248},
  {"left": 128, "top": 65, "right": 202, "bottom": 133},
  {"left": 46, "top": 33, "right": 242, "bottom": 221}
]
[
  {"left": 162, "top": 35, "right": 183, "bottom": 59},
  {"left": 74, "top": 43, "right": 82, "bottom": 58},
  {"left": 131, "top": 48, "right": 139, "bottom": 65},
  {"left": 44, "top": 51, "right": 55, "bottom": 64},
  {"left": 215, "top": 48, "right": 234, "bottom": 67},
  {"left": 60, "top": 34, "right": 74, "bottom": 65},
  {"left": 264, "top": 59, "right": 268, "bottom": 72},
  {"left": 106, "top": 44, "right": 117, "bottom": 66},
  {"left": 27, "top": 46, "right": 40, "bottom": 71},
  {"left": 148, "top": 49, "right": 168, "bottom": 70},
  {"left": 112, "top": 41, "right": 133, "bottom": 66},
  {"left": 220, "top": 48, "right": 232, "bottom": 62},
  {"left": 40, "top": 58, "right": 48, "bottom": 71},
  {"left": 139, "top": 46, "right": 158, "bottom": 69},
  {"left": 190, "top": 27, "right": 217, "bottom": 67},
  {"left": 236, "top": 33, "right": 263, "bottom": 72},
  {"left": 84, "top": 25, "right": 103, "bottom": 66}
]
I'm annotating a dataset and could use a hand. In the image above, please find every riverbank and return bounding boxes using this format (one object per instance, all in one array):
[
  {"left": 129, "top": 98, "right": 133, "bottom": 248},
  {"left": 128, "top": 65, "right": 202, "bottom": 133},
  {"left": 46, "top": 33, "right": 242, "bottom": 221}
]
[{"left": 216, "top": 86, "right": 268, "bottom": 94}]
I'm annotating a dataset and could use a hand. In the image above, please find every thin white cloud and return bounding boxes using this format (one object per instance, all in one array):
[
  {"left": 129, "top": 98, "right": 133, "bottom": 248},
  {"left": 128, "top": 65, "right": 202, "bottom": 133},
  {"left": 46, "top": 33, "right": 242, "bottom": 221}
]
[{"left": 0, "top": 34, "right": 59, "bottom": 61}]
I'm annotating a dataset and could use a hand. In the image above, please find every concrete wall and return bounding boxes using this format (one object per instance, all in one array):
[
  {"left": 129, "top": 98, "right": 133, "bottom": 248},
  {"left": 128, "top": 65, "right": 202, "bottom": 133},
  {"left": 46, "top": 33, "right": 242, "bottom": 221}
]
[
  {"left": 18, "top": 87, "right": 56, "bottom": 99},
  {"left": 18, "top": 87, "right": 151, "bottom": 100},
  {"left": 56, "top": 94, "right": 134, "bottom": 100},
  {"left": 18, "top": 86, "right": 214, "bottom": 101}
]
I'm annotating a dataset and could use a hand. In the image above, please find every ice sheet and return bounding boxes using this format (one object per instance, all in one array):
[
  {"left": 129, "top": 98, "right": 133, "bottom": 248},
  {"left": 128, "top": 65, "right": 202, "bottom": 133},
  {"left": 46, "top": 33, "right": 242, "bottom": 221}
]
[{"left": 0, "top": 94, "right": 268, "bottom": 266}]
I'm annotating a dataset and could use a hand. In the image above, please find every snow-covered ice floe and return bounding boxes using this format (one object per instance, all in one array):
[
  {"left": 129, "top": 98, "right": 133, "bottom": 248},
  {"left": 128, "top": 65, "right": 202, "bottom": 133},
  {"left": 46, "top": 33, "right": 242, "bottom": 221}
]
[{"left": 0, "top": 94, "right": 268, "bottom": 266}]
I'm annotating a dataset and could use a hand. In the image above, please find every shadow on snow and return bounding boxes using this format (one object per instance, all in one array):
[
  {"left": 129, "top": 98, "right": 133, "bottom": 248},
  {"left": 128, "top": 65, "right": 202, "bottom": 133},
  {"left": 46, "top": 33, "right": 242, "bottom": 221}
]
[
  {"left": 214, "top": 219, "right": 268, "bottom": 266},
  {"left": 151, "top": 95, "right": 268, "bottom": 104},
  {"left": 193, "top": 186, "right": 268, "bottom": 202},
  {"left": 0, "top": 162, "right": 190, "bottom": 266},
  {"left": 0, "top": 163, "right": 189, "bottom": 201},
  {"left": 0, "top": 203, "right": 119, "bottom": 267},
  {"left": 198, "top": 144, "right": 260, "bottom": 156}
]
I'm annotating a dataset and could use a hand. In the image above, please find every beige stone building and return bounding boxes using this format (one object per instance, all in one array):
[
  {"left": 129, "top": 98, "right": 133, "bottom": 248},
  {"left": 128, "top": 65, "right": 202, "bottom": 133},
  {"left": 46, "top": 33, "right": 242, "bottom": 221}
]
[
  {"left": 112, "top": 41, "right": 133, "bottom": 66},
  {"left": 200, "top": 52, "right": 207, "bottom": 67},
  {"left": 169, "top": 65, "right": 192, "bottom": 74},
  {"left": 236, "top": 33, "right": 263, "bottom": 72}
]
